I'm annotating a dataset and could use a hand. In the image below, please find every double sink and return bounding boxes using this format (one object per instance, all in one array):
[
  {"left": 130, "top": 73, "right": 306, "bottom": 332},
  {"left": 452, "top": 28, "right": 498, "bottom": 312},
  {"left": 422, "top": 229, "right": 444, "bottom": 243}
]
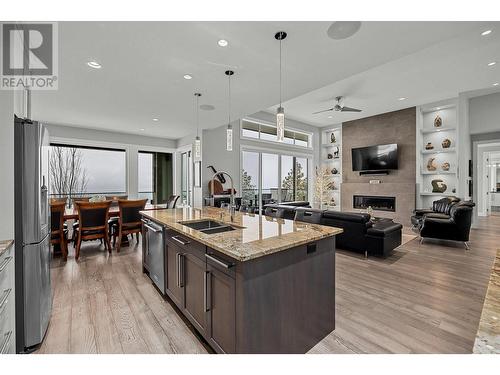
[{"left": 179, "top": 219, "right": 243, "bottom": 235}]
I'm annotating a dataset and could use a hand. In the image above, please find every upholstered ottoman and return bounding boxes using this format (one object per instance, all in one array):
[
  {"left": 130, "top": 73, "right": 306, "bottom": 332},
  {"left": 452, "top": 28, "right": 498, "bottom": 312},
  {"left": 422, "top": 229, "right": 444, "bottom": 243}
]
[{"left": 365, "top": 221, "right": 403, "bottom": 257}]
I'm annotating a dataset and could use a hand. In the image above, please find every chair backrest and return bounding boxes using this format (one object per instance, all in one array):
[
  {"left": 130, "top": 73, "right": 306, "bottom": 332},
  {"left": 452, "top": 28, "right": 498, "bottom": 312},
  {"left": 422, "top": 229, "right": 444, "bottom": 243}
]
[
  {"left": 77, "top": 201, "right": 112, "bottom": 230},
  {"left": 321, "top": 210, "right": 372, "bottom": 251},
  {"left": 119, "top": 199, "right": 148, "bottom": 225},
  {"left": 294, "top": 207, "right": 324, "bottom": 224},
  {"left": 264, "top": 205, "right": 287, "bottom": 219},
  {"left": 167, "top": 195, "right": 180, "bottom": 209},
  {"left": 73, "top": 197, "right": 90, "bottom": 209},
  {"left": 50, "top": 201, "right": 66, "bottom": 232}
]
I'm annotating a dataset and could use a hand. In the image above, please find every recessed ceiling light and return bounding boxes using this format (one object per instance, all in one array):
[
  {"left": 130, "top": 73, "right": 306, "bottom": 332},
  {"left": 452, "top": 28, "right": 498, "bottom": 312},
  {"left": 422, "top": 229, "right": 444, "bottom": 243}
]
[
  {"left": 139, "top": 128, "right": 145, "bottom": 131},
  {"left": 200, "top": 104, "right": 215, "bottom": 111},
  {"left": 488, "top": 61, "right": 497, "bottom": 66},
  {"left": 327, "top": 21, "right": 362, "bottom": 40},
  {"left": 327, "top": 115, "right": 333, "bottom": 119},
  {"left": 493, "top": 83, "right": 499, "bottom": 86},
  {"left": 398, "top": 97, "right": 407, "bottom": 101},
  {"left": 482, "top": 30, "right": 492, "bottom": 36},
  {"left": 436, "top": 107, "right": 441, "bottom": 110},
  {"left": 183, "top": 74, "right": 193, "bottom": 80},
  {"left": 87, "top": 61, "right": 101, "bottom": 69},
  {"left": 152, "top": 118, "right": 159, "bottom": 122},
  {"left": 218, "top": 39, "right": 228, "bottom": 47}
]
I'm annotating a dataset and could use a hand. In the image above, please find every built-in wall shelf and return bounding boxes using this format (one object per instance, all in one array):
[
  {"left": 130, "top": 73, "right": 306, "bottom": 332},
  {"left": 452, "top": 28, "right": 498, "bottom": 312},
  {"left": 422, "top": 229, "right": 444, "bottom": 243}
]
[
  {"left": 319, "top": 125, "right": 342, "bottom": 210},
  {"left": 322, "top": 143, "right": 341, "bottom": 147},
  {"left": 420, "top": 126, "right": 456, "bottom": 134},
  {"left": 420, "top": 148, "right": 456, "bottom": 154},
  {"left": 421, "top": 170, "right": 456, "bottom": 175},
  {"left": 420, "top": 192, "right": 456, "bottom": 196},
  {"left": 416, "top": 98, "right": 461, "bottom": 208}
]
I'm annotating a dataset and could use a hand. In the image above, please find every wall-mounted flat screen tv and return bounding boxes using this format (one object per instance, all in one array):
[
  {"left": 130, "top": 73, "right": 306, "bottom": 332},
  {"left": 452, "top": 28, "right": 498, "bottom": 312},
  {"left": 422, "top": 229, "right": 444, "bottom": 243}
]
[{"left": 351, "top": 143, "right": 398, "bottom": 172}]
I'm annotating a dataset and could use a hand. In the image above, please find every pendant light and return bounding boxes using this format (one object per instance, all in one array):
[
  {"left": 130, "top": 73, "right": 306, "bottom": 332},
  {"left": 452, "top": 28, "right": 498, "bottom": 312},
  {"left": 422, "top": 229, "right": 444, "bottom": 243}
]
[
  {"left": 194, "top": 93, "right": 202, "bottom": 158},
  {"left": 275, "top": 31, "right": 287, "bottom": 142},
  {"left": 225, "top": 70, "right": 234, "bottom": 151}
]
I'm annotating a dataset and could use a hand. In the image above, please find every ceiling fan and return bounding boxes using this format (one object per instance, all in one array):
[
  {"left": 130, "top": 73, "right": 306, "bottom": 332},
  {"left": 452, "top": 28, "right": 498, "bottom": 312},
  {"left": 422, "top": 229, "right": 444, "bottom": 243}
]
[{"left": 312, "top": 96, "right": 362, "bottom": 115}]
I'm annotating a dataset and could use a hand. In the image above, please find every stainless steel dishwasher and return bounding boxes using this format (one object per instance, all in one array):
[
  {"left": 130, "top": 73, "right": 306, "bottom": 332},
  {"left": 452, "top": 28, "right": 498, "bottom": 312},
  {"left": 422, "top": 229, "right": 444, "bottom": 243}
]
[{"left": 142, "top": 219, "right": 165, "bottom": 293}]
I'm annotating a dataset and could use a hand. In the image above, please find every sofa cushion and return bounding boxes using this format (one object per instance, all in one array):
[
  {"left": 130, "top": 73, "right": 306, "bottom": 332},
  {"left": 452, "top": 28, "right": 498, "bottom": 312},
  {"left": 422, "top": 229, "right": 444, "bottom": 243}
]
[
  {"left": 422, "top": 212, "right": 450, "bottom": 220},
  {"left": 367, "top": 222, "right": 403, "bottom": 237},
  {"left": 294, "top": 207, "right": 324, "bottom": 224}
]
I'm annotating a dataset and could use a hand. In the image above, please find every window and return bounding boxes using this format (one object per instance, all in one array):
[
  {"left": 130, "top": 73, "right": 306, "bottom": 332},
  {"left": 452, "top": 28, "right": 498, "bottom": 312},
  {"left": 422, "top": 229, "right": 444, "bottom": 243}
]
[
  {"left": 49, "top": 144, "right": 126, "bottom": 200},
  {"left": 138, "top": 152, "right": 154, "bottom": 202},
  {"left": 241, "top": 151, "right": 260, "bottom": 207},
  {"left": 241, "top": 119, "right": 312, "bottom": 148},
  {"left": 241, "top": 150, "right": 310, "bottom": 211}
]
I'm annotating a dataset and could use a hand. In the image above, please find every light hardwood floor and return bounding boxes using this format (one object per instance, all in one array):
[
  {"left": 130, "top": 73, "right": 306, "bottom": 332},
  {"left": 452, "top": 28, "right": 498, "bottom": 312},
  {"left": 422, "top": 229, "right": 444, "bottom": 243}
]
[{"left": 38, "top": 217, "right": 500, "bottom": 354}]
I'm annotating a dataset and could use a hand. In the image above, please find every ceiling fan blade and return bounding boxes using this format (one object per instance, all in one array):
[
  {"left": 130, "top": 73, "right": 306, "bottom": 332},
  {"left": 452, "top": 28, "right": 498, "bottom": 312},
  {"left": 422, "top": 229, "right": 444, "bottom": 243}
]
[
  {"left": 340, "top": 106, "right": 362, "bottom": 112},
  {"left": 312, "top": 108, "right": 334, "bottom": 115}
]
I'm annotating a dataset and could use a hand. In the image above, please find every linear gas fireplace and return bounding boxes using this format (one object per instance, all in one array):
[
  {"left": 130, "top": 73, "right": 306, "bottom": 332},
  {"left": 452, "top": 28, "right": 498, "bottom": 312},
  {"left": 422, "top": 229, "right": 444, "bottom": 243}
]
[{"left": 353, "top": 195, "right": 396, "bottom": 212}]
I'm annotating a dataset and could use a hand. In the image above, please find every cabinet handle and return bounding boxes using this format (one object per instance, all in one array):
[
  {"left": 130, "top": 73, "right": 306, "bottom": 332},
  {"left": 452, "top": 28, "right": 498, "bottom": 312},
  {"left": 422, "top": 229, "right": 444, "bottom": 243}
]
[
  {"left": 0, "top": 289, "right": 12, "bottom": 316},
  {"left": 180, "top": 254, "right": 185, "bottom": 287},
  {"left": 0, "top": 257, "right": 12, "bottom": 274},
  {"left": 144, "top": 224, "right": 161, "bottom": 233},
  {"left": 0, "top": 331, "right": 12, "bottom": 354},
  {"left": 204, "top": 271, "right": 210, "bottom": 312},
  {"left": 172, "top": 236, "right": 190, "bottom": 246},
  {"left": 175, "top": 253, "right": 181, "bottom": 288},
  {"left": 205, "top": 253, "right": 233, "bottom": 269}
]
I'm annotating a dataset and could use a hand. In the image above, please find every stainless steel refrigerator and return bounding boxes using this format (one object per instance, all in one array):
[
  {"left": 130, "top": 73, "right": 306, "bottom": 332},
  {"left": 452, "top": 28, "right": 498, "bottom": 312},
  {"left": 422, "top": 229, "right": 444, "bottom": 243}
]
[{"left": 14, "top": 116, "right": 52, "bottom": 353}]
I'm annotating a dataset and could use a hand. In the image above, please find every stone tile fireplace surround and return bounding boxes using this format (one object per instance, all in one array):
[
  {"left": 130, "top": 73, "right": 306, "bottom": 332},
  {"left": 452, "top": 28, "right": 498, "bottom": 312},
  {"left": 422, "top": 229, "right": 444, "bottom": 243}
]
[{"left": 341, "top": 107, "right": 417, "bottom": 227}]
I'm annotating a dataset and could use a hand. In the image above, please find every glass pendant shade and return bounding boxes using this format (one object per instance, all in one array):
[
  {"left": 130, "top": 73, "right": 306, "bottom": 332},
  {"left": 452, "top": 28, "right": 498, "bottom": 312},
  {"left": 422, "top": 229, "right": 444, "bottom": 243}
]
[
  {"left": 226, "top": 124, "right": 233, "bottom": 151},
  {"left": 194, "top": 135, "right": 201, "bottom": 158},
  {"left": 276, "top": 106, "right": 285, "bottom": 142}
]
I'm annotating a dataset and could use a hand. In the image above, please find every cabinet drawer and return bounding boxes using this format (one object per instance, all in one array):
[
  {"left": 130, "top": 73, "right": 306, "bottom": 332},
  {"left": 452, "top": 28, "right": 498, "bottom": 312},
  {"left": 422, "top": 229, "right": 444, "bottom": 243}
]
[
  {"left": 165, "top": 229, "right": 206, "bottom": 260},
  {"left": 206, "top": 248, "right": 236, "bottom": 279}
]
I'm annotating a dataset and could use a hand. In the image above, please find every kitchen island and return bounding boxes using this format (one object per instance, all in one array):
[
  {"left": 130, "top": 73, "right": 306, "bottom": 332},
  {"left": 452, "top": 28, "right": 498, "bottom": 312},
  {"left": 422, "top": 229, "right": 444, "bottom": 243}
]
[{"left": 140, "top": 207, "right": 342, "bottom": 354}]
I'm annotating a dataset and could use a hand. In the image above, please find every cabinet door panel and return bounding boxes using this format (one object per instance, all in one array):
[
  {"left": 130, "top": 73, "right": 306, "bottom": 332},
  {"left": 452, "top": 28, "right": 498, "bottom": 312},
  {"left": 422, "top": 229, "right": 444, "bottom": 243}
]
[
  {"left": 208, "top": 265, "right": 235, "bottom": 353},
  {"left": 165, "top": 243, "right": 183, "bottom": 308},
  {"left": 183, "top": 252, "right": 207, "bottom": 335}
]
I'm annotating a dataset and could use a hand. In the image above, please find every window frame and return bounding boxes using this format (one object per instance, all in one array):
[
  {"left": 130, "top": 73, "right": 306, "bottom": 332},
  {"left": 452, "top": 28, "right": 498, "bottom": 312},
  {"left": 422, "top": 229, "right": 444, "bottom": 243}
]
[
  {"left": 240, "top": 145, "right": 312, "bottom": 211},
  {"left": 240, "top": 117, "right": 313, "bottom": 150}
]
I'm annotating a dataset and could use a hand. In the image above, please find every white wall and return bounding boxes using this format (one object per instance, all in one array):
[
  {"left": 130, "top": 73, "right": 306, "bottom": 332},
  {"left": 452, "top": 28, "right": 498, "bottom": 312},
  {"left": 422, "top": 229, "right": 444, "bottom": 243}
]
[
  {"left": 470, "top": 92, "right": 500, "bottom": 135},
  {"left": 0, "top": 91, "right": 15, "bottom": 240},
  {"left": 45, "top": 123, "right": 176, "bottom": 200}
]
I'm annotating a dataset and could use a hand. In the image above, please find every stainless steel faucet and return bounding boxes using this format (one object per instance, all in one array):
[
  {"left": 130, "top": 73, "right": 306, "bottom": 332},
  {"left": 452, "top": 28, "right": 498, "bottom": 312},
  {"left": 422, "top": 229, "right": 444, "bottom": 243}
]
[{"left": 210, "top": 171, "right": 235, "bottom": 222}]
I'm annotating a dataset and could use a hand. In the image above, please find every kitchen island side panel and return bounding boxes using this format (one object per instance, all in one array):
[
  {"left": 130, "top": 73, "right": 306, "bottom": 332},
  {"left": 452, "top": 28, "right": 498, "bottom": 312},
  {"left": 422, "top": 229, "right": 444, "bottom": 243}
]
[{"left": 235, "top": 236, "right": 335, "bottom": 354}]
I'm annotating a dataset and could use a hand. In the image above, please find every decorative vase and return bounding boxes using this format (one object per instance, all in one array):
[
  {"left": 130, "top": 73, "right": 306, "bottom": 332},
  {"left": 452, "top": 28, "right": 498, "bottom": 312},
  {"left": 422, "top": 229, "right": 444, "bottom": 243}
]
[
  {"left": 327, "top": 153, "right": 333, "bottom": 159},
  {"left": 330, "top": 133, "right": 336, "bottom": 144},
  {"left": 442, "top": 162, "right": 450, "bottom": 171},
  {"left": 329, "top": 197, "right": 336, "bottom": 206},
  {"left": 431, "top": 179, "right": 447, "bottom": 193},
  {"left": 331, "top": 167, "right": 338, "bottom": 175},
  {"left": 441, "top": 138, "right": 451, "bottom": 148},
  {"left": 434, "top": 115, "right": 442, "bottom": 128},
  {"left": 427, "top": 157, "right": 437, "bottom": 171},
  {"left": 425, "top": 142, "right": 434, "bottom": 150}
]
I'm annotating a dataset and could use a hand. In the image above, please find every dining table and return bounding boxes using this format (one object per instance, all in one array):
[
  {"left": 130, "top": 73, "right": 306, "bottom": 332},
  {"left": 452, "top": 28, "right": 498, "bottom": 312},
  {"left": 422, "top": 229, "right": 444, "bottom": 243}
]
[{"left": 63, "top": 203, "right": 168, "bottom": 221}]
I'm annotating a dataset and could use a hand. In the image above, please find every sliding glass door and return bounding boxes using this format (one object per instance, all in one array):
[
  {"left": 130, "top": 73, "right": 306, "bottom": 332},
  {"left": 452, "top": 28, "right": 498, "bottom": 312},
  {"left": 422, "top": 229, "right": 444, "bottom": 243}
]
[
  {"left": 241, "top": 149, "right": 310, "bottom": 212},
  {"left": 138, "top": 151, "right": 173, "bottom": 204}
]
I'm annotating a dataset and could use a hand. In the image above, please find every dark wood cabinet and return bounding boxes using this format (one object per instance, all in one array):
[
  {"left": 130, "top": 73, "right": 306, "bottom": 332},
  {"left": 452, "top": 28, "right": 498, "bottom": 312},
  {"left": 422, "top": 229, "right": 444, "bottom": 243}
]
[
  {"left": 165, "top": 242, "right": 183, "bottom": 307},
  {"left": 206, "top": 262, "right": 235, "bottom": 353},
  {"left": 182, "top": 250, "right": 208, "bottom": 335}
]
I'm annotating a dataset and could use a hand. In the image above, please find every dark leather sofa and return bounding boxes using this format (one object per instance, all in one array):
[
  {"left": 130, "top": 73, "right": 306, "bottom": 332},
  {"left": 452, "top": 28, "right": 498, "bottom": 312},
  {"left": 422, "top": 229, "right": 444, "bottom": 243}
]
[
  {"left": 411, "top": 197, "right": 475, "bottom": 249},
  {"left": 264, "top": 204, "right": 402, "bottom": 257}
]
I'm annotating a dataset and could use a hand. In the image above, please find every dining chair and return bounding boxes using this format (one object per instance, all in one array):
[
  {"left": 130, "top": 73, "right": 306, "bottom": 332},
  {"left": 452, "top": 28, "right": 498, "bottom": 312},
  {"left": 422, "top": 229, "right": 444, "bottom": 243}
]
[
  {"left": 115, "top": 199, "right": 148, "bottom": 252},
  {"left": 75, "top": 201, "right": 112, "bottom": 260},
  {"left": 71, "top": 197, "right": 90, "bottom": 244},
  {"left": 167, "top": 195, "right": 180, "bottom": 208},
  {"left": 106, "top": 195, "right": 128, "bottom": 238},
  {"left": 50, "top": 201, "right": 68, "bottom": 261}
]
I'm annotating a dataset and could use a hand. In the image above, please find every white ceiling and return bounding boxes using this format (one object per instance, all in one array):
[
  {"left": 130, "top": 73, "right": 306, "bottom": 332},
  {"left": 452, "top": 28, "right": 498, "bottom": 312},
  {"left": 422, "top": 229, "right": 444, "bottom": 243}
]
[
  {"left": 271, "top": 22, "right": 500, "bottom": 126},
  {"left": 31, "top": 21, "right": 497, "bottom": 139}
]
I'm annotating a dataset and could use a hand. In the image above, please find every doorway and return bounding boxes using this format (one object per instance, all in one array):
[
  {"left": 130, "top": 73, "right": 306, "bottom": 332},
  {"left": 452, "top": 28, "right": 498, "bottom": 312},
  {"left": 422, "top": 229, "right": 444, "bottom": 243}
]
[{"left": 476, "top": 143, "right": 500, "bottom": 217}]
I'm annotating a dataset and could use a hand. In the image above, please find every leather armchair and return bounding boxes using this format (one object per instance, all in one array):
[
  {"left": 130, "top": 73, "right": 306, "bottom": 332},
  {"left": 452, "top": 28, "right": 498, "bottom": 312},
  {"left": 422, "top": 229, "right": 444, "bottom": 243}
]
[{"left": 420, "top": 201, "right": 475, "bottom": 248}]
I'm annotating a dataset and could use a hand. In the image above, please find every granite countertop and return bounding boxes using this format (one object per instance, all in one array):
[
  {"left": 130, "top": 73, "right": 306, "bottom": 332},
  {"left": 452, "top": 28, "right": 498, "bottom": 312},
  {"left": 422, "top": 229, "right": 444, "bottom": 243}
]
[
  {"left": 473, "top": 248, "right": 500, "bottom": 353},
  {"left": 0, "top": 239, "right": 14, "bottom": 258},
  {"left": 140, "top": 207, "right": 342, "bottom": 262}
]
